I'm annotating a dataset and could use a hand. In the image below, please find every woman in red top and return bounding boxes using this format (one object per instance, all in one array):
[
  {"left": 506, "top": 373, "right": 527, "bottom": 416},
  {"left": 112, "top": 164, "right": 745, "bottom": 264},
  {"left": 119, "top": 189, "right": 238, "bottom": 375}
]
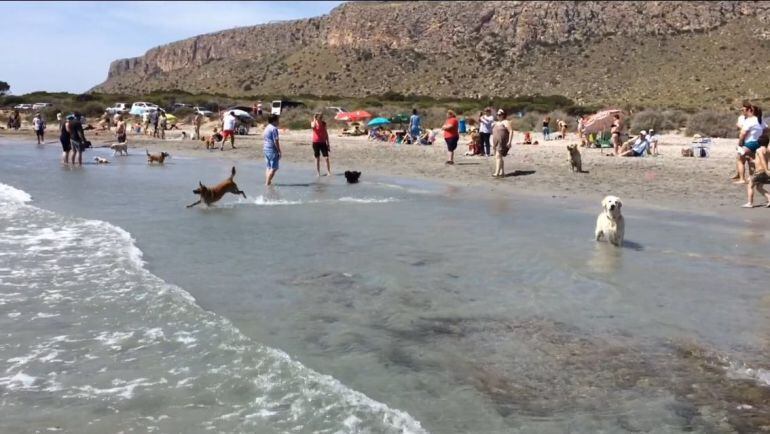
[
  {"left": 442, "top": 110, "right": 460, "bottom": 165},
  {"left": 311, "top": 112, "right": 331, "bottom": 176}
]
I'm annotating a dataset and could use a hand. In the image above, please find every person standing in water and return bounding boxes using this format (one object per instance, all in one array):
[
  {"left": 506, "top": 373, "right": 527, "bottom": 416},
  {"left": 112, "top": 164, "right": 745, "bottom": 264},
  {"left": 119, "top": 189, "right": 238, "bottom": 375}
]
[
  {"left": 311, "top": 112, "right": 331, "bottom": 176},
  {"left": 492, "top": 109, "right": 514, "bottom": 177},
  {"left": 263, "top": 114, "right": 281, "bottom": 186},
  {"left": 115, "top": 114, "right": 126, "bottom": 144},
  {"left": 58, "top": 112, "right": 71, "bottom": 164},
  {"left": 33, "top": 113, "right": 46, "bottom": 144},
  {"left": 66, "top": 112, "right": 87, "bottom": 166}
]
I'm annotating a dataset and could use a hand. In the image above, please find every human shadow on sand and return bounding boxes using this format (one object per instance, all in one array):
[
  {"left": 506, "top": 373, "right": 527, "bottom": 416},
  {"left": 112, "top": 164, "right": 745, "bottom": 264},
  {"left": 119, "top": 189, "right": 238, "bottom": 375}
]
[{"left": 503, "top": 170, "right": 536, "bottom": 177}]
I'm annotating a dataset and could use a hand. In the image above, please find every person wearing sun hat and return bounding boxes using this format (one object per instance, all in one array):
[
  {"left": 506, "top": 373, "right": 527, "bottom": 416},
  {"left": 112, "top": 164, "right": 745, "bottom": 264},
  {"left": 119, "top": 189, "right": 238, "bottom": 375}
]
[
  {"left": 620, "top": 130, "right": 650, "bottom": 157},
  {"left": 492, "top": 108, "right": 514, "bottom": 177},
  {"left": 647, "top": 128, "right": 661, "bottom": 155}
]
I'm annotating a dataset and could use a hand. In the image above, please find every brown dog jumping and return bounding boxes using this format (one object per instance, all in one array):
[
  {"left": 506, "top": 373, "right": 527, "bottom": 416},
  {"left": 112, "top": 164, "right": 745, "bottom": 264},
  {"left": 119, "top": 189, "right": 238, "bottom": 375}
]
[
  {"left": 187, "top": 166, "right": 247, "bottom": 208},
  {"left": 147, "top": 150, "right": 170, "bottom": 164}
]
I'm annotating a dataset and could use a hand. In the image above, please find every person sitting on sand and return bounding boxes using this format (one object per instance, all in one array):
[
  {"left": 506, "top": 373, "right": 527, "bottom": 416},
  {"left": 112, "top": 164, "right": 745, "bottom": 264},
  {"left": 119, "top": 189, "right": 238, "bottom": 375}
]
[
  {"left": 465, "top": 128, "right": 482, "bottom": 156},
  {"left": 522, "top": 131, "right": 533, "bottom": 145},
  {"left": 205, "top": 128, "right": 224, "bottom": 150},
  {"left": 647, "top": 129, "right": 661, "bottom": 156},
  {"left": 619, "top": 130, "right": 650, "bottom": 157}
]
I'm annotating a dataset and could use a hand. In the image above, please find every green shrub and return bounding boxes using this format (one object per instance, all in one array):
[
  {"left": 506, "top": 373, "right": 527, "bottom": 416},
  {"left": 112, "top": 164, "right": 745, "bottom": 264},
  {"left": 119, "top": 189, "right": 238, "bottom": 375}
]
[
  {"left": 661, "top": 109, "right": 688, "bottom": 131},
  {"left": 685, "top": 110, "right": 737, "bottom": 138},
  {"left": 510, "top": 112, "right": 542, "bottom": 131},
  {"left": 629, "top": 110, "right": 664, "bottom": 134},
  {"left": 81, "top": 101, "right": 106, "bottom": 117}
]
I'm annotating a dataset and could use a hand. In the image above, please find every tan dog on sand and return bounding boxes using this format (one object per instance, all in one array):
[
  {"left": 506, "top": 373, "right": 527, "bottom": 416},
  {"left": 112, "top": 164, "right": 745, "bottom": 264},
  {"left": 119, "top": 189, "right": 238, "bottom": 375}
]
[
  {"left": 567, "top": 144, "right": 583, "bottom": 173},
  {"left": 187, "top": 166, "right": 247, "bottom": 208},
  {"left": 595, "top": 195, "right": 625, "bottom": 247},
  {"left": 147, "top": 150, "right": 170, "bottom": 164}
]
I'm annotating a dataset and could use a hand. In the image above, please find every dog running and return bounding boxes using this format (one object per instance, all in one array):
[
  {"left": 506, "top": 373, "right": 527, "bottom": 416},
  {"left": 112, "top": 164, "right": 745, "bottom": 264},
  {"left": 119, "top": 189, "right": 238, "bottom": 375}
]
[
  {"left": 595, "top": 195, "right": 625, "bottom": 247},
  {"left": 147, "top": 150, "right": 170, "bottom": 164},
  {"left": 344, "top": 171, "right": 361, "bottom": 184},
  {"left": 110, "top": 143, "right": 128, "bottom": 156},
  {"left": 187, "top": 166, "right": 247, "bottom": 208}
]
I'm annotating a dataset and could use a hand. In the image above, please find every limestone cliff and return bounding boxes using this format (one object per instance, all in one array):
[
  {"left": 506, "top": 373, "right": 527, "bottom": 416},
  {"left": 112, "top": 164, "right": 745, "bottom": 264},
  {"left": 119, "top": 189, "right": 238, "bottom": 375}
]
[{"left": 94, "top": 1, "right": 770, "bottom": 108}]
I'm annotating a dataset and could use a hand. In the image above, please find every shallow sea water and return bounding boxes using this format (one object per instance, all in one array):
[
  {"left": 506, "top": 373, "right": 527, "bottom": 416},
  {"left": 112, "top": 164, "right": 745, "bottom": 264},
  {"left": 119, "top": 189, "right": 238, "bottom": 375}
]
[{"left": 0, "top": 141, "right": 768, "bottom": 433}]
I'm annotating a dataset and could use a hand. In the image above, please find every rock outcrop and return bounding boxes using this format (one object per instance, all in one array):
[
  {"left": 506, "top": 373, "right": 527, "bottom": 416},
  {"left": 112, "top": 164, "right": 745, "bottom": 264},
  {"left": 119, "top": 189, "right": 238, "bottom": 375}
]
[{"left": 94, "top": 1, "right": 770, "bottom": 107}]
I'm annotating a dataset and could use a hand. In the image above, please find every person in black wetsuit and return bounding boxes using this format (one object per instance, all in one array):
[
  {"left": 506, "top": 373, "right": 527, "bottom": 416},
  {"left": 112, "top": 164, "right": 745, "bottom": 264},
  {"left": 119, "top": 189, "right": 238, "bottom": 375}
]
[{"left": 58, "top": 113, "right": 71, "bottom": 164}]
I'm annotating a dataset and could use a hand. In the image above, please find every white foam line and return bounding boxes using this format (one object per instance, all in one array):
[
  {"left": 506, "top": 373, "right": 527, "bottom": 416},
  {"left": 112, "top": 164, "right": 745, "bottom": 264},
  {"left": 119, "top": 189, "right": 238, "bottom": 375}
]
[
  {"left": 0, "top": 182, "right": 426, "bottom": 432},
  {"left": 0, "top": 183, "right": 32, "bottom": 204}
]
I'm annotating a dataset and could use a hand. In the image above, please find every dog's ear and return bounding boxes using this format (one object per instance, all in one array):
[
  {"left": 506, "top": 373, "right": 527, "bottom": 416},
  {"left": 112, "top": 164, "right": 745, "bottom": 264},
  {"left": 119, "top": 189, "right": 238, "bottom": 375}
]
[
  {"left": 199, "top": 181, "right": 204, "bottom": 189},
  {"left": 601, "top": 196, "right": 609, "bottom": 211},
  {"left": 231, "top": 166, "right": 236, "bottom": 178},
  {"left": 616, "top": 199, "right": 622, "bottom": 209}
]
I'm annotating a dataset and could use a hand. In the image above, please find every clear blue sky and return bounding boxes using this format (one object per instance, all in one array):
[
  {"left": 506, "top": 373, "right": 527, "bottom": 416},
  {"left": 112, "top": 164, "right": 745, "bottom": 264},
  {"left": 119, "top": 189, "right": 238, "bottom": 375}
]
[{"left": 0, "top": 1, "right": 343, "bottom": 95}]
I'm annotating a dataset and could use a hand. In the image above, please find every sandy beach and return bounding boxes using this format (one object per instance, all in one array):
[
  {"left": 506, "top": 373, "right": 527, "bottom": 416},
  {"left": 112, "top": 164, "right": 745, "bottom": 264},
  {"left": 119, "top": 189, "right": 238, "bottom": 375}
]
[{"left": 2, "top": 121, "right": 755, "bottom": 214}]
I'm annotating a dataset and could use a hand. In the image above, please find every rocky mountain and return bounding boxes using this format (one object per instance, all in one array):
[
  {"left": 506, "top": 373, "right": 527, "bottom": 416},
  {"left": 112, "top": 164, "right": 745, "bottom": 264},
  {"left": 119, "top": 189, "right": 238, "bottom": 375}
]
[{"left": 94, "top": 1, "right": 770, "bottom": 108}]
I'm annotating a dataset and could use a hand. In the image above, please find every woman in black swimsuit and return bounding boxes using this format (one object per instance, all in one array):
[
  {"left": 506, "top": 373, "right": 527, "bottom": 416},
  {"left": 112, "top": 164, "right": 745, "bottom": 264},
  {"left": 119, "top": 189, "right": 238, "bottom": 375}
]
[{"left": 611, "top": 114, "right": 622, "bottom": 155}]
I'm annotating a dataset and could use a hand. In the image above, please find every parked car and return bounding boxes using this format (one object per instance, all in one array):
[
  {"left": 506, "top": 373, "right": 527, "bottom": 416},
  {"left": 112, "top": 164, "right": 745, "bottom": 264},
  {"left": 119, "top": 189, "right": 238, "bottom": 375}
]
[
  {"left": 13, "top": 103, "right": 34, "bottom": 111},
  {"left": 106, "top": 103, "right": 130, "bottom": 115},
  {"left": 271, "top": 100, "right": 305, "bottom": 115},
  {"left": 193, "top": 106, "right": 213, "bottom": 117},
  {"left": 32, "top": 103, "right": 53, "bottom": 110},
  {"left": 129, "top": 102, "right": 159, "bottom": 116},
  {"left": 171, "top": 103, "right": 191, "bottom": 111}
]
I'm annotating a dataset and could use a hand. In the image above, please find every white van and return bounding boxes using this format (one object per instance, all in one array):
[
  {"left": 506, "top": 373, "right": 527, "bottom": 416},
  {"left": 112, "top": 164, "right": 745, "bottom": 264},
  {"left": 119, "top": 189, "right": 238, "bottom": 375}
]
[{"left": 271, "top": 100, "right": 282, "bottom": 116}]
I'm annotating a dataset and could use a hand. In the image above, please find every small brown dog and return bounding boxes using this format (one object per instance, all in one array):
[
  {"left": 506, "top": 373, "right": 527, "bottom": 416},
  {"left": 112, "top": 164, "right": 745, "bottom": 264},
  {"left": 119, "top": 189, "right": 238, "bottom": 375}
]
[
  {"left": 567, "top": 144, "right": 583, "bottom": 172},
  {"left": 681, "top": 147, "right": 694, "bottom": 157},
  {"left": 147, "top": 150, "right": 170, "bottom": 164},
  {"left": 187, "top": 166, "right": 247, "bottom": 208}
]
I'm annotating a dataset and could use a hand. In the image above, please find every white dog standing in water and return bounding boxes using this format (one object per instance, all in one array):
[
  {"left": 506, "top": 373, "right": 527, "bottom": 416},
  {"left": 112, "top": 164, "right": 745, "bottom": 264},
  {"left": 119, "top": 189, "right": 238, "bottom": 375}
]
[{"left": 595, "top": 195, "right": 624, "bottom": 247}]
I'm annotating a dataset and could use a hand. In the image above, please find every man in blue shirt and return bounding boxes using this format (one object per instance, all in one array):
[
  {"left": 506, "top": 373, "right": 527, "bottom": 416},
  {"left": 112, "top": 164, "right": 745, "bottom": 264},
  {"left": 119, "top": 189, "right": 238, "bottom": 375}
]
[
  {"left": 263, "top": 114, "right": 282, "bottom": 185},
  {"left": 620, "top": 130, "right": 650, "bottom": 157},
  {"left": 408, "top": 109, "right": 421, "bottom": 144}
]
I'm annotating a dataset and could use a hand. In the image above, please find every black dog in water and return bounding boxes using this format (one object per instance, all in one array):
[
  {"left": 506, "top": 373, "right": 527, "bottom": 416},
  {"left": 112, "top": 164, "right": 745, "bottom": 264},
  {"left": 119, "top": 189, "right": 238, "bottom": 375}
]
[{"left": 344, "top": 171, "right": 361, "bottom": 184}]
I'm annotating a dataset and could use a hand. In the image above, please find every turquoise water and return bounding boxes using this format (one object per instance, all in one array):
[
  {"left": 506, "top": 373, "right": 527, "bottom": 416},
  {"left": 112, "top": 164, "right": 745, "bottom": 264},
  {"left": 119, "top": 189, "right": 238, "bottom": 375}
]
[{"left": 0, "top": 142, "right": 768, "bottom": 433}]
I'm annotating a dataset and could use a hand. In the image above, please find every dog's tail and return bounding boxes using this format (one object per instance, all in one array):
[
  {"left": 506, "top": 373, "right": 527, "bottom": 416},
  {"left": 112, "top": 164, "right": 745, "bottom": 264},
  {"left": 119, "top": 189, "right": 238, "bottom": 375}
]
[
  {"left": 230, "top": 166, "right": 236, "bottom": 179},
  {"left": 146, "top": 149, "right": 150, "bottom": 156}
]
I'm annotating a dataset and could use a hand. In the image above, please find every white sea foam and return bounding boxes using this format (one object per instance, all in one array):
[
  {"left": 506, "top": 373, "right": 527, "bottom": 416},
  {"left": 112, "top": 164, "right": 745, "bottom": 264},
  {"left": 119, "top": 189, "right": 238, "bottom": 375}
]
[
  {"left": 338, "top": 196, "right": 398, "bottom": 204},
  {"left": 0, "top": 182, "right": 426, "bottom": 433},
  {"left": 725, "top": 360, "right": 770, "bottom": 386},
  {"left": 0, "top": 183, "right": 32, "bottom": 204}
]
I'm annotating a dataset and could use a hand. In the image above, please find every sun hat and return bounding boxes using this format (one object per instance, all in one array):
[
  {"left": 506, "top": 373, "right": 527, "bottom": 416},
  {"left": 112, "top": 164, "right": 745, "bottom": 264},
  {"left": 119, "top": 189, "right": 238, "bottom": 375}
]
[
  {"left": 497, "top": 109, "right": 506, "bottom": 116},
  {"left": 640, "top": 130, "right": 647, "bottom": 135}
]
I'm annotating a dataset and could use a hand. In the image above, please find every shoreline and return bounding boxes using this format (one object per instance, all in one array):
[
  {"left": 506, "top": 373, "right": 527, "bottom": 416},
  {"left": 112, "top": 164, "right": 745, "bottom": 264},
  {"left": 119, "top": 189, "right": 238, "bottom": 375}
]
[{"left": 0, "top": 126, "right": 760, "bottom": 219}]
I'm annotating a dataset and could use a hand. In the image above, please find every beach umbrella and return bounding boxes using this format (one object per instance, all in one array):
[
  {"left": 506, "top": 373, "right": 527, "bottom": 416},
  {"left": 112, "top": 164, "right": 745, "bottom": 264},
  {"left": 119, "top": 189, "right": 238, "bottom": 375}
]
[
  {"left": 335, "top": 110, "right": 372, "bottom": 122},
  {"left": 226, "top": 109, "right": 254, "bottom": 123},
  {"left": 582, "top": 109, "right": 623, "bottom": 134},
  {"left": 367, "top": 117, "right": 391, "bottom": 127}
]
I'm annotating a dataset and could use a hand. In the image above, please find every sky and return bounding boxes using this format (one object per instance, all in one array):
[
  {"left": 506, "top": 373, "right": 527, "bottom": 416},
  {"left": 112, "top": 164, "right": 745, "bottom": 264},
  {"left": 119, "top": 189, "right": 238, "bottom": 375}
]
[{"left": 0, "top": 1, "right": 343, "bottom": 95}]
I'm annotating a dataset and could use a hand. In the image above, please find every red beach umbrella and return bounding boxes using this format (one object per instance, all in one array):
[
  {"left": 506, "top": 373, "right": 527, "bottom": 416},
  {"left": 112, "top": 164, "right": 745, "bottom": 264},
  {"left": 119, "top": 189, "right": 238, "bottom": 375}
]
[
  {"left": 335, "top": 110, "right": 372, "bottom": 122},
  {"left": 582, "top": 109, "right": 623, "bottom": 134}
]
